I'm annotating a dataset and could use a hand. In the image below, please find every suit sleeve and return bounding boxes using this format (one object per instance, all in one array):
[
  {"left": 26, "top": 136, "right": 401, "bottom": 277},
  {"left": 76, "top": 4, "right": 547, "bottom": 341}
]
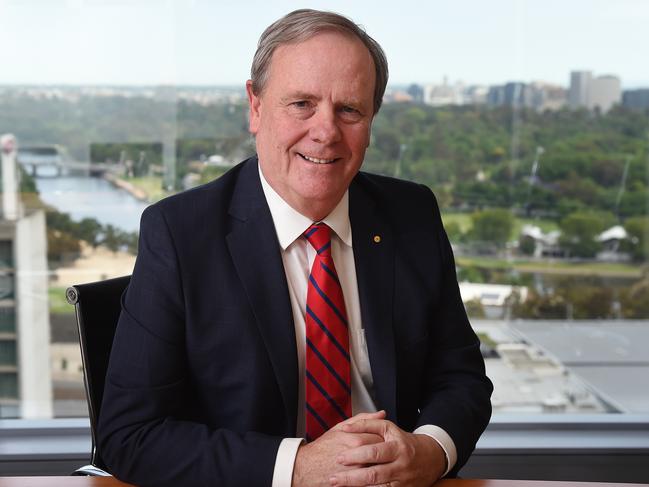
[
  {"left": 415, "top": 187, "right": 493, "bottom": 476},
  {"left": 97, "top": 204, "right": 281, "bottom": 487}
]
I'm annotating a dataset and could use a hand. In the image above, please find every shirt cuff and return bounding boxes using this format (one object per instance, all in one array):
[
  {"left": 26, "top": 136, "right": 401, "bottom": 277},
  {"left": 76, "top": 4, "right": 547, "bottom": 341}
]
[
  {"left": 413, "top": 424, "right": 457, "bottom": 477},
  {"left": 271, "top": 437, "right": 305, "bottom": 487}
]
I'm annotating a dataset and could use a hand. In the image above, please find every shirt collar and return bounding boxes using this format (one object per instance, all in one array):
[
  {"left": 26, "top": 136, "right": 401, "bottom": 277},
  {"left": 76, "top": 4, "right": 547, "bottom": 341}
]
[{"left": 258, "top": 163, "right": 352, "bottom": 250}]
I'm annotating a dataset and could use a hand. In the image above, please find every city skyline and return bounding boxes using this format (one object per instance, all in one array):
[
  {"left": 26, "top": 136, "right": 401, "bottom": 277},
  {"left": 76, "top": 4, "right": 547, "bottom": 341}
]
[{"left": 1, "top": 0, "right": 648, "bottom": 88}]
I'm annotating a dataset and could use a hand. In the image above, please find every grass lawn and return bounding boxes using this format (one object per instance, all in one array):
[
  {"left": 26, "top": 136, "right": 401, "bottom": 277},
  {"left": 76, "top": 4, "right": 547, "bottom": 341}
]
[
  {"left": 456, "top": 255, "right": 643, "bottom": 278},
  {"left": 127, "top": 176, "right": 170, "bottom": 203},
  {"left": 441, "top": 212, "right": 472, "bottom": 232},
  {"left": 49, "top": 286, "right": 73, "bottom": 314}
]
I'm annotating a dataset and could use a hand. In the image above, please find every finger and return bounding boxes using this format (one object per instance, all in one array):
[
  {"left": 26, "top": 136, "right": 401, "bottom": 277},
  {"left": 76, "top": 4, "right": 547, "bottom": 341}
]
[
  {"left": 329, "top": 464, "right": 392, "bottom": 487},
  {"left": 337, "top": 440, "right": 399, "bottom": 466},
  {"left": 333, "top": 410, "right": 386, "bottom": 430},
  {"left": 346, "top": 410, "right": 386, "bottom": 422},
  {"left": 342, "top": 418, "right": 392, "bottom": 437},
  {"left": 343, "top": 432, "right": 385, "bottom": 447}
]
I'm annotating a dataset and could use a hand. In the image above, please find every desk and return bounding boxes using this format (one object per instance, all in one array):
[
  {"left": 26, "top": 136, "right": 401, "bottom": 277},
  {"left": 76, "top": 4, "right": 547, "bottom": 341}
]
[
  {"left": 437, "top": 482, "right": 649, "bottom": 487},
  {"left": 1, "top": 479, "right": 648, "bottom": 487}
]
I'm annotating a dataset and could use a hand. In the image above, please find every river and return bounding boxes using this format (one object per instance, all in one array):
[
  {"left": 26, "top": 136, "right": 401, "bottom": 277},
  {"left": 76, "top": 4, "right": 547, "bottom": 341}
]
[{"left": 34, "top": 175, "right": 150, "bottom": 233}]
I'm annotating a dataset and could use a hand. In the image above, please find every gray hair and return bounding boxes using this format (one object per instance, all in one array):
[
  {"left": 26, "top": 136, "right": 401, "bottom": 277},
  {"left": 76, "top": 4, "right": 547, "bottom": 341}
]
[{"left": 251, "top": 9, "right": 389, "bottom": 114}]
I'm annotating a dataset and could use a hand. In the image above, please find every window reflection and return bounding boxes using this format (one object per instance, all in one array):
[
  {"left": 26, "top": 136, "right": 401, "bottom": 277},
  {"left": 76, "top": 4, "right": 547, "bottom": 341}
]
[{"left": 0, "top": 1, "right": 647, "bottom": 419}]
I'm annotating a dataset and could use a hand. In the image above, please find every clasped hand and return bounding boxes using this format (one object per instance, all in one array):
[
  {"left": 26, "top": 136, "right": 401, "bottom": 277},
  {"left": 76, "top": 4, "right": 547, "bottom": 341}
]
[{"left": 292, "top": 411, "right": 446, "bottom": 487}]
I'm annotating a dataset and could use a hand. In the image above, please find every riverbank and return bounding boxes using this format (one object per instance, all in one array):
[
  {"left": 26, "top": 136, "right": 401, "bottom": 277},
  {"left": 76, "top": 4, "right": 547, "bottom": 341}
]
[{"left": 102, "top": 172, "right": 149, "bottom": 202}]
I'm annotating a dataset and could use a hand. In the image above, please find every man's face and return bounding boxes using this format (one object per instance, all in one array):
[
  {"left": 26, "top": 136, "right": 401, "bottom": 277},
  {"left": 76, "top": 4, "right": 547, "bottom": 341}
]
[{"left": 246, "top": 31, "right": 376, "bottom": 219}]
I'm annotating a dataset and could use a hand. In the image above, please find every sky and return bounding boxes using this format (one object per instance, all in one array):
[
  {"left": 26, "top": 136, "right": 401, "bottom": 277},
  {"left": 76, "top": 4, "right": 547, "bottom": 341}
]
[{"left": 1, "top": 0, "right": 648, "bottom": 88}]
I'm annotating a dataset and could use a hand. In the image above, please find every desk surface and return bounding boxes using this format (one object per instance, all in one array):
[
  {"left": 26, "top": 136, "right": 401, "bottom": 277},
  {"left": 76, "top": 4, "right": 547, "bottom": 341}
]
[
  {"left": 1, "top": 478, "right": 647, "bottom": 487},
  {"left": 437, "top": 482, "right": 649, "bottom": 487}
]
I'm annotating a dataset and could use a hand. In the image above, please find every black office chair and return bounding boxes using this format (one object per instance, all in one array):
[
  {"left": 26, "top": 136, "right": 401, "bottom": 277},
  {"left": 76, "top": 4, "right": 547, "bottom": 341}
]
[{"left": 66, "top": 275, "right": 131, "bottom": 476}]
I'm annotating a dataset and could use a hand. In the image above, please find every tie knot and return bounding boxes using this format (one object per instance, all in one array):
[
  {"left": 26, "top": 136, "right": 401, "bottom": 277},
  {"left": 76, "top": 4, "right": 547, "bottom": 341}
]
[{"left": 304, "top": 223, "right": 332, "bottom": 257}]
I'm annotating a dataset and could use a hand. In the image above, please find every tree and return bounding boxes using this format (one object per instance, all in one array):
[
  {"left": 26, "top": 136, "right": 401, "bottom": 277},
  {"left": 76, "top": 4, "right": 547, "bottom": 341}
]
[
  {"left": 519, "top": 235, "right": 536, "bottom": 256},
  {"left": 562, "top": 285, "right": 614, "bottom": 319},
  {"left": 101, "top": 225, "right": 121, "bottom": 254},
  {"left": 559, "top": 211, "right": 615, "bottom": 258},
  {"left": 464, "top": 298, "right": 486, "bottom": 318},
  {"left": 444, "top": 221, "right": 463, "bottom": 243},
  {"left": 77, "top": 218, "right": 103, "bottom": 248},
  {"left": 620, "top": 274, "right": 649, "bottom": 318},
  {"left": 510, "top": 290, "right": 569, "bottom": 319},
  {"left": 623, "top": 216, "right": 649, "bottom": 262},
  {"left": 47, "top": 229, "right": 81, "bottom": 262},
  {"left": 469, "top": 209, "right": 514, "bottom": 245}
]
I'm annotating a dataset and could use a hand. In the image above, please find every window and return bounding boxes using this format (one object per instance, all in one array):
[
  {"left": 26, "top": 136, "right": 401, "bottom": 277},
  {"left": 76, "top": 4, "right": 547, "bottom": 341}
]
[
  {"left": 0, "top": 0, "right": 647, "bottom": 424},
  {"left": 0, "top": 341, "right": 17, "bottom": 366}
]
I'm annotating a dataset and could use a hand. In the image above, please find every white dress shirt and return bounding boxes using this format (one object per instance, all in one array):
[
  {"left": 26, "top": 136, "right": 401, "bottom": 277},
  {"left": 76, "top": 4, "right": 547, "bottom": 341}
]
[{"left": 258, "top": 166, "right": 456, "bottom": 486}]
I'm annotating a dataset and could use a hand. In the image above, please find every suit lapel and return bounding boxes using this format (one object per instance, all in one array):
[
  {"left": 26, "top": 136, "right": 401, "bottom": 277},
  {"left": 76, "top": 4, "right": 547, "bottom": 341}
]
[
  {"left": 349, "top": 177, "right": 397, "bottom": 421},
  {"left": 226, "top": 159, "right": 298, "bottom": 433}
]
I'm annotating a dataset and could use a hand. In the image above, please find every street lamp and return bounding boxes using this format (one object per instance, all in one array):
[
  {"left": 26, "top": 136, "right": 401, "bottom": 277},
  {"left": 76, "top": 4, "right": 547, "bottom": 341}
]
[
  {"left": 524, "top": 146, "right": 545, "bottom": 216},
  {"left": 394, "top": 143, "right": 407, "bottom": 179}
]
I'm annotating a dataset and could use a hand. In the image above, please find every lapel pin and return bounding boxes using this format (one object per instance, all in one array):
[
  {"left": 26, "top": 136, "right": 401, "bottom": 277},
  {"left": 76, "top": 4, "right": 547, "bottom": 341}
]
[{"left": 373, "top": 235, "right": 381, "bottom": 243}]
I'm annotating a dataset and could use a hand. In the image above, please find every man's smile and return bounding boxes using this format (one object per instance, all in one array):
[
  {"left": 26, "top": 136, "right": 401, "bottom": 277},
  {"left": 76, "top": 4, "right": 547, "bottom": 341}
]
[{"left": 297, "top": 152, "right": 339, "bottom": 164}]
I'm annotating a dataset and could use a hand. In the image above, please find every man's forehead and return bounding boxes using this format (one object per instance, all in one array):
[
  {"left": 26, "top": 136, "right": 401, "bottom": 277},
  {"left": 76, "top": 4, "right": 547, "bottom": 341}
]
[
  {"left": 265, "top": 32, "right": 374, "bottom": 91},
  {"left": 270, "top": 30, "right": 370, "bottom": 66}
]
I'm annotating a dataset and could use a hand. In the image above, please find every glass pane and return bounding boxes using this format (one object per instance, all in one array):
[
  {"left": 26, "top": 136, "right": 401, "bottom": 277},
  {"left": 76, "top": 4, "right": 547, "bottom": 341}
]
[
  {"left": 0, "top": 340, "right": 16, "bottom": 366},
  {"left": 0, "top": 241, "right": 12, "bottom": 268},
  {"left": 0, "top": 373, "right": 18, "bottom": 400},
  {"left": 0, "top": 307, "right": 15, "bottom": 333},
  {"left": 0, "top": 1, "right": 647, "bottom": 421}
]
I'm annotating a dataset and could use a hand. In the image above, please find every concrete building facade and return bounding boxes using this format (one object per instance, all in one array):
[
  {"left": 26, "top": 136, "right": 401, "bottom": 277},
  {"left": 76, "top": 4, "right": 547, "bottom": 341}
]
[
  {"left": 568, "top": 71, "right": 592, "bottom": 108},
  {"left": 0, "top": 134, "right": 52, "bottom": 419},
  {"left": 589, "top": 75, "right": 622, "bottom": 112}
]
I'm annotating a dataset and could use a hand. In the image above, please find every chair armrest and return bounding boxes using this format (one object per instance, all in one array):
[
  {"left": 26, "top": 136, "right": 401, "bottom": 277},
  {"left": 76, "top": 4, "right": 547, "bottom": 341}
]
[{"left": 71, "top": 464, "right": 112, "bottom": 476}]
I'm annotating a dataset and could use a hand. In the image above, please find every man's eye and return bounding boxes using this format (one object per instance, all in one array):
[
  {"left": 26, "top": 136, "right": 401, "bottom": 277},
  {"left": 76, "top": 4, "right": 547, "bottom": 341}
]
[
  {"left": 292, "top": 101, "right": 309, "bottom": 108},
  {"left": 340, "top": 106, "right": 363, "bottom": 120}
]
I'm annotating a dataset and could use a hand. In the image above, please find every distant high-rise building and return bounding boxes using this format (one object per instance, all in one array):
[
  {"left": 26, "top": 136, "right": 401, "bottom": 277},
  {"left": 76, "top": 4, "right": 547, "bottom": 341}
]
[
  {"left": 406, "top": 83, "right": 424, "bottom": 104},
  {"left": 568, "top": 71, "right": 621, "bottom": 113},
  {"left": 488, "top": 82, "right": 525, "bottom": 108},
  {"left": 487, "top": 82, "right": 564, "bottom": 111},
  {"left": 622, "top": 89, "right": 649, "bottom": 110},
  {"left": 423, "top": 77, "right": 467, "bottom": 106},
  {"left": 505, "top": 82, "right": 534, "bottom": 107},
  {"left": 569, "top": 71, "right": 592, "bottom": 108},
  {"left": 589, "top": 75, "right": 621, "bottom": 113},
  {"left": 465, "top": 85, "right": 489, "bottom": 105},
  {"left": 487, "top": 85, "right": 506, "bottom": 106},
  {"left": 530, "top": 82, "right": 567, "bottom": 111}
]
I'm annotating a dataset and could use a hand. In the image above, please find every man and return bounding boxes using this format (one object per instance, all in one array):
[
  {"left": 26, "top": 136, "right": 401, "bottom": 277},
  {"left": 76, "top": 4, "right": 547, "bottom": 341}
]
[{"left": 98, "top": 9, "right": 492, "bottom": 487}]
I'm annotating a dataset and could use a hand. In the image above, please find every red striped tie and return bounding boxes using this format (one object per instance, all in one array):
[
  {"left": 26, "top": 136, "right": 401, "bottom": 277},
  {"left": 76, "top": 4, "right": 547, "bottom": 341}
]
[{"left": 303, "top": 223, "right": 352, "bottom": 441}]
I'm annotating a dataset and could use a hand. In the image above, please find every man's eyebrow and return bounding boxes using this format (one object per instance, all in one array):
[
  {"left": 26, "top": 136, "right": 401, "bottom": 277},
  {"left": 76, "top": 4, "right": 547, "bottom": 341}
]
[
  {"left": 279, "top": 93, "right": 366, "bottom": 110},
  {"left": 280, "top": 93, "right": 318, "bottom": 103},
  {"left": 338, "top": 98, "right": 363, "bottom": 107}
]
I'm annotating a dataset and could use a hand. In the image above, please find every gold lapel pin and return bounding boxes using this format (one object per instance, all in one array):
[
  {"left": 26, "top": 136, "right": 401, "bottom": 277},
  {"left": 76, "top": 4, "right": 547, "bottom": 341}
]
[{"left": 373, "top": 235, "right": 381, "bottom": 243}]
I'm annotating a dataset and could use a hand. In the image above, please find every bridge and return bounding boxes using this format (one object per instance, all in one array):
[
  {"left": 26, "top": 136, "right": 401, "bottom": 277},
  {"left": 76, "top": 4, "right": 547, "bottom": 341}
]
[{"left": 17, "top": 146, "right": 122, "bottom": 177}]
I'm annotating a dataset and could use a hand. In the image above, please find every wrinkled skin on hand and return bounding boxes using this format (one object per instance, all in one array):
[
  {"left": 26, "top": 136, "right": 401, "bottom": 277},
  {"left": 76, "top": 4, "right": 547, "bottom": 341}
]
[
  {"left": 292, "top": 411, "right": 387, "bottom": 487},
  {"left": 328, "top": 417, "right": 446, "bottom": 487}
]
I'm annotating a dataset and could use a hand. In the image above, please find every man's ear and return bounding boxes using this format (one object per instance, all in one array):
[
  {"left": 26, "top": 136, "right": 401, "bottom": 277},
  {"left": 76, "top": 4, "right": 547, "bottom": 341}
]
[
  {"left": 246, "top": 80, "right": 261, "bottom": 135},
  {"left": 366, "top": 116, "right": 375, "bottom": 148}
]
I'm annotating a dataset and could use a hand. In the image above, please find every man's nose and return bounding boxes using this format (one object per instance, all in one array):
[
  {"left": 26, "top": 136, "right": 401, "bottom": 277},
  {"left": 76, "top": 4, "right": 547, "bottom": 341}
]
[{"left": 309, "top": 108, "right": 341, "bottom": 144}]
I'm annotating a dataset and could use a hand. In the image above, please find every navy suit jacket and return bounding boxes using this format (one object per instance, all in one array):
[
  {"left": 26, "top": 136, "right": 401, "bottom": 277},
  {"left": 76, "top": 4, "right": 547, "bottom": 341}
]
[{"left": 98, "top": 157, "right": 492, "bottom": 487}]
